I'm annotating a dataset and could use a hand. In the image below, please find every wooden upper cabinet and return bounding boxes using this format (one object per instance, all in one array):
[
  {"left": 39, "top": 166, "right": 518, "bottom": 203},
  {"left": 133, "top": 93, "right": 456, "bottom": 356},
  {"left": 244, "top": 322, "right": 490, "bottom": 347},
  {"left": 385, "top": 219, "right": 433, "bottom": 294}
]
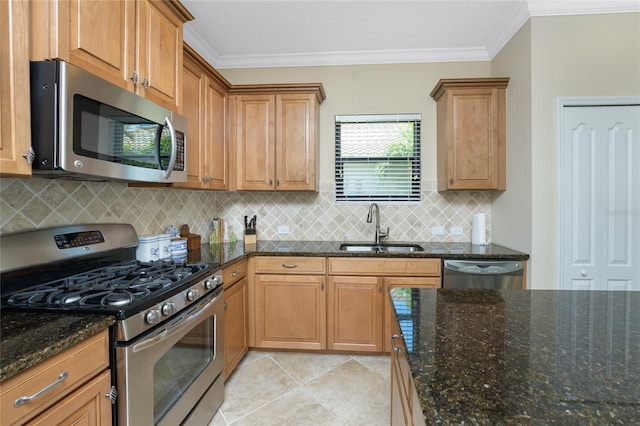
[
  {"left": 30, "top": 0, "right": 193, "bottom": 112},
  {"left": 233, "top": 94, "right": 275, "bottom": 191},
  {"left": 176, "top": 45, "right": 230, "bottom": 190},
  {"left": 231, "top": 85, "right": 325, "bottom": 191},
  {"left": 430, "top": 78, "right": 509, "bottom": 191},
  {"left": 276, "top": 94, "right": 319, "bottom": 190},
  {"left": 0, "top": 0, "right": 32, "bottom": 176}
]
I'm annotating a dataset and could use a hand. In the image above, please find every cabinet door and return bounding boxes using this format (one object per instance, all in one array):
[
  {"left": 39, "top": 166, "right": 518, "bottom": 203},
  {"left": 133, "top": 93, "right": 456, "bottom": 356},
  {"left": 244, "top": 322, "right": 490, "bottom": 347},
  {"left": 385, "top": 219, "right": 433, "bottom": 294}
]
[
  {"left": 445, "top": 88, "right": 499, "bottom": 190},
  {"left": 30, "top": 0, "right": 135, "bottom": 91},
  {"left": 1, "top": 0, "right": 32, "bottom": 176},
  {"left": 254, "top": 274, "right": 326, "bottom": 350},
  {"left": 27, "top": 370, "right": 112, "bottom": 426},
  {"left": 275, "top": 94, "right": 318, "bottom": 191},
  {"left": 224, "top": 276, "right": 248, "bottom": 380},
  {"left": 328, "top": 276, "right": 383, "bottom": 352},
  {"left": 176, "top": 54, "right": 206, "bottom": 188},
  {"left": 234, "top": 95, "right": 275, "bottom": 190},
  {"left": 390, "top": 319, "right": 411, "bottom": 426},
  {"left": 136, "top": 0, "right": 183, "bottom": 112},
  {"left": 205, "top": 77, "right": 229, "bottom": 190}
]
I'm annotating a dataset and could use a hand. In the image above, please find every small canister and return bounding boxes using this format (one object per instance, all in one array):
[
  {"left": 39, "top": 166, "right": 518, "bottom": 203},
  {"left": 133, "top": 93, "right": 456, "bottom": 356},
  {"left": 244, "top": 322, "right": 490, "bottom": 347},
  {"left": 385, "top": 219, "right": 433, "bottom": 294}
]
[
  {"left": 136, "top": 235, "right": 160, "bottom": 262},
  {"left": 158, "top": 234, "right": 171, "bottom": 260},
  {"left": 170, "top": 237, "right": 188, "bottom": 262}
]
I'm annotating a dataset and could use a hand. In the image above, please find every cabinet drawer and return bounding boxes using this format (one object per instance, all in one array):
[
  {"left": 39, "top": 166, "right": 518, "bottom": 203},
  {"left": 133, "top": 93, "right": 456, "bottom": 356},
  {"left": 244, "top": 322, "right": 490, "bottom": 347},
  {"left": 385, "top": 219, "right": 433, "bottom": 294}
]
[
  {"left": 255, "top": 256, "right": 326, "bottom": 274},
  {"left": 1, "top": 330, "right": 109, "bottom": 426},
  {"left": 223, "top": 259, "right": 247, "bottom": 289},
  {"left": 328, "top": 258, "right": 441, "bottom": 276}
]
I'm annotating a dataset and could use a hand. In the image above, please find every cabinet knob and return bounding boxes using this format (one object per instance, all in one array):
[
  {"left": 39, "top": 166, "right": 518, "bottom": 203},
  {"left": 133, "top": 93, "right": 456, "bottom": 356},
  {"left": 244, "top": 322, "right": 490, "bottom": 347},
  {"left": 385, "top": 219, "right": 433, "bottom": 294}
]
[
  {"left": 580, "top": 270, "right": 588, "bottom": 277},
  {"left": 130, "top": 71, "right": 139, "bottom": 84},
  {"left": 268, "top": 179, "right": 273, "bottom": 186},
  {"left": 142, "top": 77, "right": 150, "bottom": 89}
]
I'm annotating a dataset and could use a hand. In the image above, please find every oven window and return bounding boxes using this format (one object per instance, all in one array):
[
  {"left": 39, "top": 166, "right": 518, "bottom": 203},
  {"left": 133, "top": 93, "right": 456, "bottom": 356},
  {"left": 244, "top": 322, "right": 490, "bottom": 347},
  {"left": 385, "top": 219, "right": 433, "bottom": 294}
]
[
  {"left": 153, "top": 318, "right": 214, "bottom": 423},
  {"left": 73, "top": 94, "right": 171, "bottom": 170}
]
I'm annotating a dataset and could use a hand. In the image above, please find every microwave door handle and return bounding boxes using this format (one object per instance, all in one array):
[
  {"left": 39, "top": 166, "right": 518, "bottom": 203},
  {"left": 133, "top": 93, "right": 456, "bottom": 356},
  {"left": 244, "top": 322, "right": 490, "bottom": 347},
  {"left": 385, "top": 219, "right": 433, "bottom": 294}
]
[{"left": 163, "top": 116, "right": 177, "bottom": 179}]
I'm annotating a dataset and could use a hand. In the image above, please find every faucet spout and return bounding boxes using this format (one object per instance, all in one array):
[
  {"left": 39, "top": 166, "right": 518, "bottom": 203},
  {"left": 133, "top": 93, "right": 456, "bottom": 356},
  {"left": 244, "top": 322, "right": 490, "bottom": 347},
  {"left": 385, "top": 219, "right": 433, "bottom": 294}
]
[{"left": 367, "top": 203, "right": 388, "bottom": 244}]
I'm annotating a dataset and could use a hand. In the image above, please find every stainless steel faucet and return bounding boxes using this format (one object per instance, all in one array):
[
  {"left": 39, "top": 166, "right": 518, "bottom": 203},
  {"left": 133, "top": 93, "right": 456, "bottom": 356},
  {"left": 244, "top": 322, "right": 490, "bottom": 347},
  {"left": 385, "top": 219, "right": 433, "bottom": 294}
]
[{"left": 367, "top": 203, "right": 389, "bottom": 244}]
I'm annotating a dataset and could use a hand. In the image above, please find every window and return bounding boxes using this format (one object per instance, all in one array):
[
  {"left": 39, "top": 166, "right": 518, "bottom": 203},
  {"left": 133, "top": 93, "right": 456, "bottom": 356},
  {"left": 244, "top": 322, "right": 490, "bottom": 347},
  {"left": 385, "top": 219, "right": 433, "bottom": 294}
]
[{"left": 335, "top": 114, "right": 421, "bottom": 202}]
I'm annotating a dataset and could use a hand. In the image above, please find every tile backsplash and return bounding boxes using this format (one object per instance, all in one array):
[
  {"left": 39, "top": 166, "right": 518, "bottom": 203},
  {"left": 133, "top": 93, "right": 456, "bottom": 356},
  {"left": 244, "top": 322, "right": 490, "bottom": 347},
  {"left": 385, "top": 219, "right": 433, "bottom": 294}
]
[{"left": 0, "top": 178, "right": 490, "bottom": 243}]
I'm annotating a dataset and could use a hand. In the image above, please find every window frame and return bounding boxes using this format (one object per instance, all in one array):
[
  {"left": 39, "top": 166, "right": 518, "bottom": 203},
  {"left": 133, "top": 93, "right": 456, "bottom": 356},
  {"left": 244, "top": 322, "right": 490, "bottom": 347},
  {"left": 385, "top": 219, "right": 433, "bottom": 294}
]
[{"left": 335, "top": 113, "right": 421, "bottom": 203}]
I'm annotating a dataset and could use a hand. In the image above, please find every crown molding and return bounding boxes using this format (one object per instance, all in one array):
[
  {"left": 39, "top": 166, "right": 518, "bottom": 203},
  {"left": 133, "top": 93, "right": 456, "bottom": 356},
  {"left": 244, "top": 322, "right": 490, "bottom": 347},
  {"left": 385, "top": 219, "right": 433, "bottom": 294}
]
[
  {"left": 528, "top": 0, "right": 640, "bottom": 16},
  {"left": 214, "top": 47, "right": 491, "bottom": 70},
  {"left": 183, "top": 25, "right": 221, "bottom": 68}
]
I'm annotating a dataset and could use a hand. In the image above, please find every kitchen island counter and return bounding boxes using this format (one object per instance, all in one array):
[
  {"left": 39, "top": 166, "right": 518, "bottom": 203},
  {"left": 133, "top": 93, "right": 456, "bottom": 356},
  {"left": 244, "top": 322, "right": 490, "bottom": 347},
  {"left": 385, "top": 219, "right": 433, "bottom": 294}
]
[
  {"left": 390, "top": 288, "right": 640, "bottom": 424},
  {"left": 0, "top": 312, "right": 114, "bottom": 382}
]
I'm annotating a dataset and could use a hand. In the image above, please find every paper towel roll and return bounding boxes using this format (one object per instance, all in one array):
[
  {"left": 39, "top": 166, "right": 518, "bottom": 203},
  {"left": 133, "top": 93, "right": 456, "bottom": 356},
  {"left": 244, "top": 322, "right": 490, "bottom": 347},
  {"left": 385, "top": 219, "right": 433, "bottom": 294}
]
[{"left": 472, "top": 213, "right": 488, "bottom": 245}]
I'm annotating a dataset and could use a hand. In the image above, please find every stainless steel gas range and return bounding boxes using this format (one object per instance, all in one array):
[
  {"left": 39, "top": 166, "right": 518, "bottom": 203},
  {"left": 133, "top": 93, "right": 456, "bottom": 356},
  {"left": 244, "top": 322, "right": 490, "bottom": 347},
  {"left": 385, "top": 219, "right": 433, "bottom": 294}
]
[{"left": 0, "top": 224, "right": 224, "bottom": 425}]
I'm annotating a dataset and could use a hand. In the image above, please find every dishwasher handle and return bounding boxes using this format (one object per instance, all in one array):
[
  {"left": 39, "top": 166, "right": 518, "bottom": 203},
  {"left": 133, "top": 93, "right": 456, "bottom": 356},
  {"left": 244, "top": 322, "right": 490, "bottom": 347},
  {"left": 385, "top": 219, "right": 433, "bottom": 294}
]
[{"left": 444, "top": 259, "right": 524, "bottom": 276}]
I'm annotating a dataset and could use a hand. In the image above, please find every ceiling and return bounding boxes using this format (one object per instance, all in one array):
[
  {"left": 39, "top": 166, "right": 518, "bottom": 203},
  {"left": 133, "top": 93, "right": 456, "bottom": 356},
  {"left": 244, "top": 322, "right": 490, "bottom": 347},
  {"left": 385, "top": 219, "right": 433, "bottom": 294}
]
[{"left": 181, "top": 0, "right": 640, "bottom": 69}]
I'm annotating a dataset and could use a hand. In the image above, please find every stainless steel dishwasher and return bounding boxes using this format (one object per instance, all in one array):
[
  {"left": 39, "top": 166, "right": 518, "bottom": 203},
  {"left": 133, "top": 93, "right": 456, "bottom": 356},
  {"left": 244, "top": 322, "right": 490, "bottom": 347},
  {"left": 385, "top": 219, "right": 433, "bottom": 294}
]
[{"left": 443, "top": 259, "right": 524, "bottom": 289}]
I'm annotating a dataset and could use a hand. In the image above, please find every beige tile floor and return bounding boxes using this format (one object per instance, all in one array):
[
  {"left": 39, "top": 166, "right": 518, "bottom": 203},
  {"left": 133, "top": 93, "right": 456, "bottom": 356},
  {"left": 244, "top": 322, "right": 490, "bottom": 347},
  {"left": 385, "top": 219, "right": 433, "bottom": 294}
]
[{"left": 209, "top": 350, "right": 391, "bottom": 425}]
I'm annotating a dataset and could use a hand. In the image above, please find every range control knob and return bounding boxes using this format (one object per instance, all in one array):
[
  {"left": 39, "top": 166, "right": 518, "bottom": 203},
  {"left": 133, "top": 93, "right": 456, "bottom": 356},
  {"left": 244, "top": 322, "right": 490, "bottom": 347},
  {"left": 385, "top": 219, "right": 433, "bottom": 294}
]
[
  {"left": 203, "top": 279, "right": 214, "bottom": 290},
  {"left": 161, "top": 303, "right": 175, "bottom": 316},
  {"left": 213, "top": 275, "right": 222, "bottom": 286},
  {"left": 186, "top": 289, "right": 199, "bottom": 301},
  {"left": 145, "top": 310, "right": 160, "bottom": 324}
]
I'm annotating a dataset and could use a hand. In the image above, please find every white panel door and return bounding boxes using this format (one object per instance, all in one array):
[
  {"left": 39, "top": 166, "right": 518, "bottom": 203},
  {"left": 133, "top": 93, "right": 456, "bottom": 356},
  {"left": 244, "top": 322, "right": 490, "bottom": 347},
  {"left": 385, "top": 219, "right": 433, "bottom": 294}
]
[{"left": 561, "top": 105, "right": 640, "bottom": 290}]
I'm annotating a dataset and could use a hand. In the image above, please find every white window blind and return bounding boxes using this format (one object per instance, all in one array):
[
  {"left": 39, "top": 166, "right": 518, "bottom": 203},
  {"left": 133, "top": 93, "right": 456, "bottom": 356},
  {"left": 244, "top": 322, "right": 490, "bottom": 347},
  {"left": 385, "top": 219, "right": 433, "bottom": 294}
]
[{"left": 335, "top": 114, "right": 421, "bottom": 202}]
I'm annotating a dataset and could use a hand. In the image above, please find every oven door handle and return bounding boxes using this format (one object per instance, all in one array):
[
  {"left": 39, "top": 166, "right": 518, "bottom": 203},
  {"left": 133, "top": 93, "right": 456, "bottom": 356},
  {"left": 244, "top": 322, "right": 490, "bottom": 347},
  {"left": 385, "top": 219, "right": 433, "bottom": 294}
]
[{"left": 132, "top": 293, "right": 219, "bottom": 353}]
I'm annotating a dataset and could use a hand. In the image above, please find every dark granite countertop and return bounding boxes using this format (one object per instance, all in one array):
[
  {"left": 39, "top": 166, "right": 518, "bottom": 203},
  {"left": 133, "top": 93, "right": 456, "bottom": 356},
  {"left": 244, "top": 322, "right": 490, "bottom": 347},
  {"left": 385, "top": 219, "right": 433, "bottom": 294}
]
[
  {"left": 0, "top": 312, "right": 114, "bottom": 382},
  {"left": 390, "top": 288, "right": 640, "bottom": 424},
  {"left": 196, "top": 240, "right": 529, "bottom": 268}
]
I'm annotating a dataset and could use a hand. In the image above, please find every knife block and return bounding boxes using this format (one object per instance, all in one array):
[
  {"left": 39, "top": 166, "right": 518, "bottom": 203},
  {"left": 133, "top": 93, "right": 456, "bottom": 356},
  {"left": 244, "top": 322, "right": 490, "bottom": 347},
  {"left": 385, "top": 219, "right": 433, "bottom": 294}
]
[{"left": 244, "top": 232, "right": 256, "bottom": 251}]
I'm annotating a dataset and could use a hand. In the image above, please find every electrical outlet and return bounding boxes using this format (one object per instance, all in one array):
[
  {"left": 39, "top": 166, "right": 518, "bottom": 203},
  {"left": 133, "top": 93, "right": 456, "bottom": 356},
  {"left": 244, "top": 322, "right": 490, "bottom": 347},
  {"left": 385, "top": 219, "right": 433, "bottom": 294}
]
[
  {"left": 450, "top": 226, "right": 463, "bottom": 236},
  {"left": 277, "top": 226, "right": 290, "bottom": 235},
  {"left": 431, "top": 226, "right": 445, "bottom": 235}
]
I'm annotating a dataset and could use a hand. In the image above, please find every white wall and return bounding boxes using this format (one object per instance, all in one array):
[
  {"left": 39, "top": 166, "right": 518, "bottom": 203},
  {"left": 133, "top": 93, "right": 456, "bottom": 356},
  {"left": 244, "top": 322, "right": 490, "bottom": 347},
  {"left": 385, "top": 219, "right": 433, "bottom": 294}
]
[
  {"left": 529, "top": 12, "right": 640, "bottom": 288},
  {"left": 490, "top": 21, "right": 533, "bottom": 259}
]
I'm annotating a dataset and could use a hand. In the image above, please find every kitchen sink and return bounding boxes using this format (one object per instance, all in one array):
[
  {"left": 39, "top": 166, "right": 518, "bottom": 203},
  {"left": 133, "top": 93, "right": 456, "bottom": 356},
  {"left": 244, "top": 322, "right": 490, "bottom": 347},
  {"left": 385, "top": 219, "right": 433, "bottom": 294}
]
[{"left": 339, "top": 243, "right": 424, "bottom": 253}]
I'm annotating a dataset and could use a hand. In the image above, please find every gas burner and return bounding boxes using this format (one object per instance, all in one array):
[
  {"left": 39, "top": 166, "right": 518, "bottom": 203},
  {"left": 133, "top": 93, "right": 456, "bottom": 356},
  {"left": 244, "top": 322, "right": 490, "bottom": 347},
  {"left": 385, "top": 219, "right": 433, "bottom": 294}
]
[{"left": 3, "top": 259, "right": 217, "bottom": 311}]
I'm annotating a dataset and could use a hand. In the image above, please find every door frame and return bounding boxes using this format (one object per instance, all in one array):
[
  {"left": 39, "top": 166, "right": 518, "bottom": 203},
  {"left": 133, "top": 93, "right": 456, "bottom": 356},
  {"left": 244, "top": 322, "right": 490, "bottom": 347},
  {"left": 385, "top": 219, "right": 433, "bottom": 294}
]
[{"left": 557, "top": 96, "right": 640, "bottom": 288}]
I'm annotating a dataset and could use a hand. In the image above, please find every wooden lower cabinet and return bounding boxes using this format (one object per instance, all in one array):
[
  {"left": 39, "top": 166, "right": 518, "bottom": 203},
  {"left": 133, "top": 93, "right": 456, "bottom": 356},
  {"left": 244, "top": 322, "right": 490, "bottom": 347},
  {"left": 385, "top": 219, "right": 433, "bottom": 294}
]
[
  {"left": 390, "top": 306, "right": 426, "bottom": 426},
  {"left": 327, "top": 276, "right": 384, "bottom": 352},
  {"left": 0, "top": 330, "right": 111, "bottom": 426},
  {"left": 224, "top": 259, "right": 249, "bottom": 379},
  {"left": 254, "top": 274, "right": 326, "bottom": 350},
  {"left": 27, "top": 370, "right": 112, "bottom": 426}
]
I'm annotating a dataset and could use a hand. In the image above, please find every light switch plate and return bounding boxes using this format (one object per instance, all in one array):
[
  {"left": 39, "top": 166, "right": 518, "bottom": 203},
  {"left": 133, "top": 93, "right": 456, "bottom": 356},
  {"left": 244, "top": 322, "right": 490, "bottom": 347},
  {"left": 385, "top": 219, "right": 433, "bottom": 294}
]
[
  {"left": 450, "top": 226, "right": 463, "bottom": 236},
  {"left": 277, "top": 226, "right": 290, "bottom": 235},
  {"left": 432, "top": 226, "right": 445, "bottom": 235}
]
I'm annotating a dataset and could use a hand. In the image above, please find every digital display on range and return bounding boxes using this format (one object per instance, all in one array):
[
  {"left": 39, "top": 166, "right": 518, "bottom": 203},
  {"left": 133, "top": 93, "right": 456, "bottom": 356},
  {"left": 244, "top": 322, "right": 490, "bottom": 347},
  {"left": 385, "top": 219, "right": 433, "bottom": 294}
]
[{"left": 54, "top": 230, "right": 105, "bottom": 249}]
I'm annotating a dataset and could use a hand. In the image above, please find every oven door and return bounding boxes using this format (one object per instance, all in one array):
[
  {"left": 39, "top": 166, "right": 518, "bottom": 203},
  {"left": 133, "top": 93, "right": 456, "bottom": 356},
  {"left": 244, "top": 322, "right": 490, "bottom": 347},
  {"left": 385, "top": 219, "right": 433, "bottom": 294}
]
[{"left": 116, "top": 288, "right": 224, "bottom": 426}]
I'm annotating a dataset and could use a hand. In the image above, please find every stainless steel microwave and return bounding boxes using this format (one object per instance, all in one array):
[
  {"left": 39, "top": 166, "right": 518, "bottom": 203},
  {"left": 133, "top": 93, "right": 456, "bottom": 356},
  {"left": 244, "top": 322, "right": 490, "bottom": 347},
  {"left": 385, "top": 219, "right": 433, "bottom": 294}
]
[{"left": 30, "top": 61, "right": 187, "bottom": 183}]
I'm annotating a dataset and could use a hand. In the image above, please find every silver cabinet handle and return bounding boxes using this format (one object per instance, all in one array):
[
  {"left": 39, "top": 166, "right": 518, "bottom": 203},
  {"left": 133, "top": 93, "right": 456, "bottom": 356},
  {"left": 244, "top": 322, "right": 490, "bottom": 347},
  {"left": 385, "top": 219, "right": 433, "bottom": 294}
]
[
  {"left": 130, "top": 71, "right": 139, "bottom": 84},
  {"left": 142, "top": 77, "right": 150, "bottom": 89},
  {"left": 231, "top": 269, "right": 240, "bottom": 277},
  {"left": 390, "top": 334, "right": 402, "bottom": 354},
  {"left": 281, "top": 264, "right": 298, "bottom": 269},
  {"left": 14, "top": 371, "right": 69, "bottom": 407}
]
